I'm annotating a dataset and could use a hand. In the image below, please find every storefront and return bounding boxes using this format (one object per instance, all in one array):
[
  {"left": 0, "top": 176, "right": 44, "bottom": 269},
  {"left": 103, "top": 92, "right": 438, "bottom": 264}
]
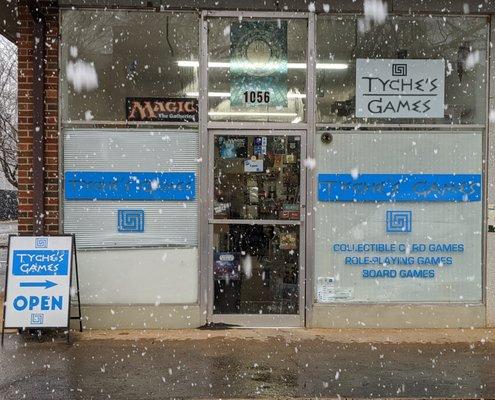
[{"left": 15, "top": 0, "right": 495, "bottom": 328}]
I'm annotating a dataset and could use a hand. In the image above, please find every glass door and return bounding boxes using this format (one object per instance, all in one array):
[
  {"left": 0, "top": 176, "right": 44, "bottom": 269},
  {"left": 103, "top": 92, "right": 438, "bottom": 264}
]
[{"left": 208, "top": 130, "right": 305, "bottom": 327}]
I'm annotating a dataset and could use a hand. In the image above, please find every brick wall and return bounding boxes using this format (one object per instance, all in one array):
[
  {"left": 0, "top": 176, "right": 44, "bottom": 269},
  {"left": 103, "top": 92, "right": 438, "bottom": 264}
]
[{"left": 17, "top": 1, "right": 59, "bottom": 235}]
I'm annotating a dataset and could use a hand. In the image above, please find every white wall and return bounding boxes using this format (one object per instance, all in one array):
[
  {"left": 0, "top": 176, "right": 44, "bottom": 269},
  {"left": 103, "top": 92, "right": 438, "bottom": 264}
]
[{"left": 77, "top": 247, "right": 198, "bottom": 304}]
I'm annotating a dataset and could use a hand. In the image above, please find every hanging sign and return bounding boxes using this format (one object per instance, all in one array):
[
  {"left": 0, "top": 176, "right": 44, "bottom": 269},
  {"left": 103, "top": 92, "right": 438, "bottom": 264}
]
[
  {"left": 2, "top": 236, "right": 81, "bottom": 335},
  {"left": 355, "top": 59, "right": 445, "bottom": 118},
  {"left": 230, "top": 20, "right": 288, "bottom": 107},
  {"left": 126, "top": 97, "right": 198, "bottom": 122}
]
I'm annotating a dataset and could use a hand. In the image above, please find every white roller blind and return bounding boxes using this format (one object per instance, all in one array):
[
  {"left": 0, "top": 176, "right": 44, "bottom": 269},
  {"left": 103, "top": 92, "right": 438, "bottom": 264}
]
[
  {"left": 314, "top": 131, "right": 483, "bottom": 303},
  {"left": 63, "top": 129, "right": 199, "bottom": 248}
]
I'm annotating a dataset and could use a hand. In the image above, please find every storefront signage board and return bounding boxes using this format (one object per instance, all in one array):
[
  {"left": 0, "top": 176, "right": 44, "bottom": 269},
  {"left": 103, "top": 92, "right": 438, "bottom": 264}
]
[
  {"left": 2, "top": 236, "right": 82, "bottom": 340},
  {"left": 126, "top": 97, "right": 198, "bottom": 122},
  {"left": 356, "top": 59, "right": 445, "bottom": 118}
]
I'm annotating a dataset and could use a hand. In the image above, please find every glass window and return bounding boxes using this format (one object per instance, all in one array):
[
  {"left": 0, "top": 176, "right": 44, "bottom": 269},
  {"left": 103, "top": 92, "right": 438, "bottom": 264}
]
[
  {"left": 314, "top": 130, "right": 483, "bottom": 303},
  {"left": 60, "top": 11, "right": 199, "bottom": 122},
  {"left": 213, "top": 224, "right": 299, "bottom": 314},
  {"left": 316, "top": 16, "right": 488, "bottom": 124},
  {"left": 63, "top": 129, "right": 199, "bottom": 249},
  {"left": 207, "top": 18, "right": 307, "bottom": 123},
  {"left": 213, "top": 134, "right": 301, "bottom": 220}
]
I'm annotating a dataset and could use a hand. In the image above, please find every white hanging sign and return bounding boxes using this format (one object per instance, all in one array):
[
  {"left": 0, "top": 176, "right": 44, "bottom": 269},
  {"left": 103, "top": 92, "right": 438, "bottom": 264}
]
[{"left": 355, "top": 59, "right": 445, "bottom": 118}]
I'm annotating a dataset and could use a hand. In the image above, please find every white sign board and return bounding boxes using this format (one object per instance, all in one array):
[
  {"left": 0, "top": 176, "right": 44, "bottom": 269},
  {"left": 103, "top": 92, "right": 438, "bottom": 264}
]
[
  {"left": 3, "top": 236, "right": 74, "bottom": 328},
  {"left": 356, "top": 59, "right": 445, "bottom": 118}
]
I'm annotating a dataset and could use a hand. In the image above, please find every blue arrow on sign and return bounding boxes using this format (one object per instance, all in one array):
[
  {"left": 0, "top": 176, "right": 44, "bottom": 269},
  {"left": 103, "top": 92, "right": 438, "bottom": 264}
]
[{"left": 20, "top": 280, "right": 57, "bottom": 289}]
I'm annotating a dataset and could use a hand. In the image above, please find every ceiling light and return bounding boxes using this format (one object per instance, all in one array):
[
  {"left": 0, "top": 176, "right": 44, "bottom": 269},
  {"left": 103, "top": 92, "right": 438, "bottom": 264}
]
[
  {"left": 208, "top": 111, "right": 298, "bottom": 117},
  {"left": 178, "top": 61, "right": 348, "bottom": 70},
  {"left": 317, "top": 63, "right": 348, "bottom": 70},
  {"left": 186, "top": 92, "right": 306, "bottom": 99}
]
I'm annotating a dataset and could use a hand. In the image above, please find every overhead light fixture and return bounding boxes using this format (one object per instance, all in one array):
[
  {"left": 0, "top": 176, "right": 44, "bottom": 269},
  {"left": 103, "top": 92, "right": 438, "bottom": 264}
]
[
  {"left": 177, "top": 61, "right": 348, "bottom": 70},
  {"left": 208, "top": 111, "right": 298, "bottom": 117},
  {"left": 178, "top": 61, "right": 232, "bottom": 68},
  {"left": 177, "top": 60, "right": 200, "bottom": 67},
  {"left": 287, "top": 93, "right": 306, "bottom": 98},
  {"left": 316, "top": 63, "right": 348, "bottom": 70},
  {"left": 289, "top": 62, "right": 348, "bottom": 70},
  {"left": 186, "top": 92, "right": 230, "bottom": 97},
  {"left": 185, "top": 91, "right": 306, "bottom": 99}
]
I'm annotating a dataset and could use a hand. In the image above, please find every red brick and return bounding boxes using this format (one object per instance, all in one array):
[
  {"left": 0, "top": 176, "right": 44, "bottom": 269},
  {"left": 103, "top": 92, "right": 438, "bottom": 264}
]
[{"left": 18, "top": 1, "right": 59, "bottom": 235}]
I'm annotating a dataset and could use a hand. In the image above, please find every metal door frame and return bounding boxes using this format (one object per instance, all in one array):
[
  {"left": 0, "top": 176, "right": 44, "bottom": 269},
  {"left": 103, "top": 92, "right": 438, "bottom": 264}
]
[
  {"left": 207, "top": 129, "right": 306, "bottom": 327},
  {"left": 198, "top": 11, "right": 316, "bottom": 327}
]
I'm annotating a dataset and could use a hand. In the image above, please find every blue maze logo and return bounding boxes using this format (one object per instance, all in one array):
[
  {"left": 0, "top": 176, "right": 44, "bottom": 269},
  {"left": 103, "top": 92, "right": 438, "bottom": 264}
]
[
  {"left": 35, "top": 237, "right": 48, "bottom": 248},
  {"left": 386, "top": 210, "right": 412, "bottom": 233},
  {"left": 118, "top": 210, "right": 145, "bottom": 233},
  {"left": 30, "top": 313, "right": 44, "bottom": 325}
]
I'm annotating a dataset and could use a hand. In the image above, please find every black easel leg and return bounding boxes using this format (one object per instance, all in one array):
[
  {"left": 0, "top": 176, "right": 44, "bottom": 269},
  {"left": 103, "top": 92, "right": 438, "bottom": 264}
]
[{"left": 73, "top": 235, "right": 83, "bottom": 333}]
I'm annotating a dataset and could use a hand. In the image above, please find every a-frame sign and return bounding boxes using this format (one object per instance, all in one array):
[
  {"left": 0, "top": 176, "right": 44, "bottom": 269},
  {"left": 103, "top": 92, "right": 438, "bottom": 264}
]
[{"left": 2, "top": 234, "right": 82, "bottom": 345}]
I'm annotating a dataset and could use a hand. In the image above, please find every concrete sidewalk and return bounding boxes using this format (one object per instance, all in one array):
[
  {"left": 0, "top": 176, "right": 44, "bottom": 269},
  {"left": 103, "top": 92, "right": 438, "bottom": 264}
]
[{"left": 0, "top": 328, "right": 494, "bottom": 399}]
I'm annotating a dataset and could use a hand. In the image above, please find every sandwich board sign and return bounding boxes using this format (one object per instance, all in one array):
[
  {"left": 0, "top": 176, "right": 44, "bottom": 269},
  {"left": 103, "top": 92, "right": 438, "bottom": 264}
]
[{"left": 1, "top": 235, "right": 82, "bottom": 344}]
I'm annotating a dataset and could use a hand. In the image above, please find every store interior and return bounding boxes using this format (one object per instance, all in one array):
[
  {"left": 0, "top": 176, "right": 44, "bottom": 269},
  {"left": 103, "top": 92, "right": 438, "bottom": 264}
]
[{"left": 212, "top": 135, "right": 301, "bottom": 314}]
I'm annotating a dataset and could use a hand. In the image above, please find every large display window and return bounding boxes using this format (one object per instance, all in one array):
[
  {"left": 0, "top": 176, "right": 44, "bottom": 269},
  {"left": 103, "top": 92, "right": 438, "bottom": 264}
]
[
  {"left": 63, "top": 129, "right": 199, "bottom": 249},
  {"left": 314, "top": 131, "right": 483, "bottom": 303},
  {"left": 60, "top": 11, "right": 199, "bottom": 122},
  {"left": 62, "top": 129, "right": 200, "bottom": 305},
  {"left": 316, "top": 16, "right": 488, "bottom": 124}
]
